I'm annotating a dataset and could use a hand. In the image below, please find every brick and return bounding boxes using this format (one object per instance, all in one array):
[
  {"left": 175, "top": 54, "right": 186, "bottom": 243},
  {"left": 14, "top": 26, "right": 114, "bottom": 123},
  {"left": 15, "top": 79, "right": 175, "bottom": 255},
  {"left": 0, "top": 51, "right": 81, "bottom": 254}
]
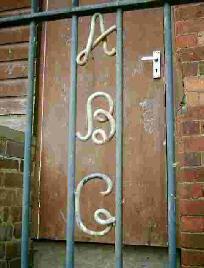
[
  {"left": 0, "top": 189, "right": 16, "bottom": 206},
  {"left": 179, "top": 183, "right": 204, "bottom": 199},
  {"left": 0, "top": 138, "right": 6, "bottom": 155},
  {"left": 184, "top": 77, "right": 204, "bottom": 92},
  {"left": 185, "top": 107, "right": 204, "bottom": 120},
  {"left": 199, "top": 61, "right": 204, "bottom": 76},
  {"left": 181, "top": 265, "right": 203, "bottom": 268},
  {"left": 8, "top": 258, "right": 21, "bottom": 268},
  {"left": 0, "top": 260, "right": 7, "bottom": 268},
  {"left": 0, "top": 98, "right": 27, "bottom": 115},
  {"left": 185, "top": 93, "right": 204, "bottom": 107},
  {"left": 0, "top": 172, "right": 5, "bottom": 187},
  {"left": 0, "top": 209, "right": 4, "bottom": 223},
  {"left": 176, "top": 34, "right": 197, "bottom": 49},
  {"left": 176, "top": 21, "right": 191, "bottom": 35},
  {"left": 0, "top": 61, "right": 28, "bottom": 80},
  {"left": 201, "top": 121, "right": 204, "bottom": 134},
  {"left": 175, "top": 4, "right": 204, "bottom": 21},
  {"left": 0, "top": 26, "right": 29, "bottom": 45},
  {"left": 14, "top": 190, "right": 22, "bottom": 207},
  {"left": 182, "top": 249, "right": 204, "bottom": 266},
  {"left": 0, "top": 79, "right": 28, "bottom": 97},
  {"left": 6, "top": 141, "right": 24, "bottom": 158},
  {"left": 182, "top": 121, "right": 200, "bottom": 135},
  {"left": 7, "top": 207, "right": 22, "bottom": 223},
  {"left": 186, "top": 92, "right": 199, "bottom": 107},
  {"left": 175, "top": 111, "right": 194, "bottom": 123},
  {"left": 183, "top": 136, "right": 204, "bottom": 152},
  {"left": 198, "top": 32, "right": 204, "bottom": 47},
  {"left": 202, "top": 152, "right": 204, "bottom": 166},
  {"left": 0, "top": 223, "right": 13, "bottom": 242},
  {"left": 199, "top": 93, "right": 204, "bottom": 106},
  {"left": 181, "top": 233, "right": 204, "bottom": 249},
  {"left": 0, "top": 242, "right": 5, "bottom": 258},
  {"left": 176, "top": 18, "right": 204, "bottom": 35},
  {"left": 186, "top": 93, "right": 204, "bottom": 107},
  {"left": 0, "top": 0, "right": 30, "bottom": 12},
  {"left": 177, "top": 139, "right": 184, "bottom": 153},
  {"left": 178, "top": 47, "right": 204, "bottom": 62},
  {"left": 13, "top": 223, "right": 21, "bottom": 239},
  {"left": 0, "top": 207, "right": 5, "bottom": 223},
  {"left": 182, "top": 62, "right": 198, "bottom": 77},
  {"left": 176, "top": 120, "right": 182, "bottom": 136},
  {"left": 1, "top": 207, "right": 22, "bottom": 223},
  {"left": 5, "top": 241, "right": 20, "bottom": 260},
  {"left": 4, "top": 173, "right": 23, "bottom": 188},
  {"left": 180, "top": 199, "right": 204, "bottom": 215},
  {"left": 180, "top": 152, "right": 201, "bottom": 167},
  {"left": 0, "top": 159, "right": 19, "bottom": 170},
  {"left": 182, "top": 216, "right": 204, "bottom": 232},
  {"left": 1, "top": 207, "right": 9, "bottom": 222},
  {"left": 0, "top": 43, "right": 28, "bottom": 62},
  {"left": 20, "top": 161, "right": 24, "bottom": 172}
]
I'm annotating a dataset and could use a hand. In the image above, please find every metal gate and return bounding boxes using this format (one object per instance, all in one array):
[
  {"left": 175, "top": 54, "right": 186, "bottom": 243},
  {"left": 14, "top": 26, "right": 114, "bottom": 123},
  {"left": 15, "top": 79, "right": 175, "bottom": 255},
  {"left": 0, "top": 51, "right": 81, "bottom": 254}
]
[{"left": 0, "top": 0, "right": 195, "bottom": 267}]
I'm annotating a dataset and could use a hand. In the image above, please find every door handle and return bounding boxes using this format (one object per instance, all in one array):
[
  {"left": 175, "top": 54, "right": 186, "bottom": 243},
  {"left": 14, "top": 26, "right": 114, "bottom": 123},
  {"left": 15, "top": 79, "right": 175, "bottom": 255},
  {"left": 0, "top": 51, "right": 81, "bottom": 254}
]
[{"left": 141, "top": 51, "right": 161, "bottom": 79}]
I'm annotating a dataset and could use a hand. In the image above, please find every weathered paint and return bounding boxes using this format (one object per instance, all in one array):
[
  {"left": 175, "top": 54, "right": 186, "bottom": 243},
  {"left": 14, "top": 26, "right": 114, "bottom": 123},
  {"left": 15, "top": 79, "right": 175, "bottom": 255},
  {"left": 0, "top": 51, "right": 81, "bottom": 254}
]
[
  {"left": 0, "top": 26, "right": 29, "bottom": 44},
  {"left": 0, "top": 98, "right": 27, "bottom": 115},
  {"left": 36, "top": 0, "right": 166, "bottom": 247}
]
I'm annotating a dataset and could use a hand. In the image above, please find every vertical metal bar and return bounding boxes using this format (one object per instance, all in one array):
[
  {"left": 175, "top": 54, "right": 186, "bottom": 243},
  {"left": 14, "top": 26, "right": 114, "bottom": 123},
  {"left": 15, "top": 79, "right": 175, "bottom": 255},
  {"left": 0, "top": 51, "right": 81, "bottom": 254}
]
[
  {"left": 115, "top": 7, "right": 123, "bottom": 268},
  {"left": 21, "top": 1, "right": 38, "bottom": 267},
  {"left": 164, "top": 2, "right": 177, "bottom": 268},
  {"left": 66, "top": 0, "right": 78, "bottom": 267}
]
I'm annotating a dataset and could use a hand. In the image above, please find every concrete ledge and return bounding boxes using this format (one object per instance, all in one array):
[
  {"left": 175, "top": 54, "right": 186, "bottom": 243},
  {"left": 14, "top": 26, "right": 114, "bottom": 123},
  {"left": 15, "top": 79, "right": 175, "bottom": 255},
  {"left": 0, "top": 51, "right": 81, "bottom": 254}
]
[{"left": 33, "top": 241, "right": 181, "bottom": 268}]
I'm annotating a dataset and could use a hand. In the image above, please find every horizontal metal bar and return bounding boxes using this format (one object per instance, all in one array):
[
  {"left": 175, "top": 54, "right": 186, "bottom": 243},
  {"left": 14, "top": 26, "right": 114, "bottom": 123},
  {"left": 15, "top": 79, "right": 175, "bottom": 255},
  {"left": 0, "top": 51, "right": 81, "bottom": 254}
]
[{"left": 0, "top": 0, "right": 199, "bottom": 28}]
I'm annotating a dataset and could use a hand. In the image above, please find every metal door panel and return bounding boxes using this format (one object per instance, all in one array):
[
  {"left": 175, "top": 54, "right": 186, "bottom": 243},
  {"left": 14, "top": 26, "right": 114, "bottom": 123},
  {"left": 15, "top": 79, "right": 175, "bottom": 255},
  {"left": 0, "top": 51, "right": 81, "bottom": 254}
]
[{"left": 36, "top": 0, "right": 166, "bottom": 246}]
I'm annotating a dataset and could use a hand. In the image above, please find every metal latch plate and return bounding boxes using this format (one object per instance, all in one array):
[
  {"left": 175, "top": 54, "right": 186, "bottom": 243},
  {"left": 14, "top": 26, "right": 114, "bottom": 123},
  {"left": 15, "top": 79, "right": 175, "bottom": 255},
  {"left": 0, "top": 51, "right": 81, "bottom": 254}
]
[{"left": 141, "top": 51, "right": 161, "bottom": 79}]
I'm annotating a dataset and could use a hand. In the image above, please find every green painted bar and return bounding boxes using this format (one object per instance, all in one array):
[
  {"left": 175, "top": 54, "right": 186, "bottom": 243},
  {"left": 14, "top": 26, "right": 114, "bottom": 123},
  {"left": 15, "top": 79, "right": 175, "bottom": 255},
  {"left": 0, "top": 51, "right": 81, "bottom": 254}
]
[
  {"left": 115, "top": 7, "right": 123, "bottom": 268},
  {"left": 164, "top": 2, "right": 177, "bottom": 267},
  {"left": 66, "top": 0, "right": 78, "bottom": 267},
  {"left": 21, "top": 1, "right": 38, "bottom": 267}
]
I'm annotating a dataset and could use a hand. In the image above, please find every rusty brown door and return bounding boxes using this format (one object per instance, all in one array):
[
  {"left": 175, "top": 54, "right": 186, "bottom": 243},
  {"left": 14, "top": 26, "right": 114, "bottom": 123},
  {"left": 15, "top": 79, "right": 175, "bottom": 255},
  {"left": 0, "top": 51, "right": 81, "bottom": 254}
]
[{"left": 34, "top": 0, "right": 166, "bottom": 246}]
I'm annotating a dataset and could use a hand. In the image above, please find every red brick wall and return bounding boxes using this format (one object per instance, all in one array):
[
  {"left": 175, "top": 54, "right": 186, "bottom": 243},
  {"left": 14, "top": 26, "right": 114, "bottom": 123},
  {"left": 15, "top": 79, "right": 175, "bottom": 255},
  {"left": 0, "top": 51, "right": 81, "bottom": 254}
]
[
  {"left": 0, "top": 1, "right": 30, "bottom": 267},
  {"left": 0, "top": 130, "right": 25, "bottom": 267},
  {"left": 175, "top": 3, "right": 204, "bottom": 267}
]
